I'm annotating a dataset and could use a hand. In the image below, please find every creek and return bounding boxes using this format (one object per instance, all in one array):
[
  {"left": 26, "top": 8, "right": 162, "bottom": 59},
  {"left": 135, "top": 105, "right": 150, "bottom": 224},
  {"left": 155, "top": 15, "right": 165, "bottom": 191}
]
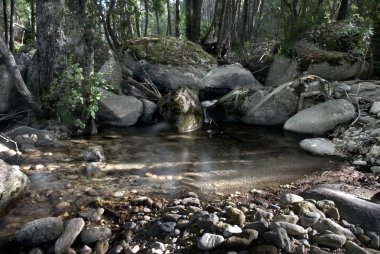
[{"left": 0, "top": 123, "right": 343, "bottom": 239}]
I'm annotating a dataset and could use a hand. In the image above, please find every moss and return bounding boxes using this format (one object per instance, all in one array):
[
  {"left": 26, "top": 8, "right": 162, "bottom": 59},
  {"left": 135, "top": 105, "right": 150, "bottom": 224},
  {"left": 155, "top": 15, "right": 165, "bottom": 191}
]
[
  {"left": 219, "top": 88, "right": 257, "bottom": 116},
  {"left": 122, "top": 37, "right": 216, "bottom": 67}
]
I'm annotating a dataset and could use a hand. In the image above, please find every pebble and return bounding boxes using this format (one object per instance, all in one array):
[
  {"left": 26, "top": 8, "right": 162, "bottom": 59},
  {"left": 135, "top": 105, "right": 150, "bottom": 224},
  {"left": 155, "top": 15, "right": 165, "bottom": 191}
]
[
  {"left": 80, "top": 226, "right": 112, "bottom": 244},
  {"left": 313, "top": 218, "right": 356, "bottom": 240},
  {"left": 197, "top": 213, "right": 219, "bottom": 230},
  {"left": 55, "top": 201, "right": 70, "bottom": 210},
  {"left": 80, "top": 245, "right": 92, "bottom": 254},
  {"left": 280, "top": 193, "right": 304, "bottom": 204},
  {"left": 55, "top": 218, "right": 85, "bottom": 254},
  {"left": 80, "top": 208, "right": 104, "bottom": 222},
  {"left": 226, "top": 207, "right": 246, "bottom": 226},
  {"left": 272, "top": 214, "right": 299, "bottom": 224},
  {"left": 197, "top": 233, "right": 224, "bottom": 250},
  {"left": 269, "top": 221, "right": 307, "bottom": 236},
  {"left": 223, "top": 224, "right": 242, "bottom": 237},
  {"left": 263, "top": 228, "right": 291, "bottom": 252},
  {"left": 160, "top": 222, "right": 176, "bottom": 233},
  {"left": 244, "top": 221, "right": 268, "bottom": 235},
  {"left": 344, "top": 240, "right": 370, "bottom": 254},
  {"left": 95, "top": 239, "right": 109, "bottom": 254},
  {"left": 301, "top": 211, "right": 321, "bottom": 228}
]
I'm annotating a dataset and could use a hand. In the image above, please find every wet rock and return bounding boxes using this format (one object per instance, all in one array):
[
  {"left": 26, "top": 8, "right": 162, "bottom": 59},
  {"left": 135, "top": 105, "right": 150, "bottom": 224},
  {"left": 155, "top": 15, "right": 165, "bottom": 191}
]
[
  {"left": 198, "top": 63, "right": 262, "bottom": 100},
  {"left": 80, "top": 226, "right": 112, "bottom": 244},
  {"left": 313, "top": 218, "right": 355, "bottom": 240},
  {"left": 82, "top": 146, "right": 106, "bottom": 162},
  {"left": 16, "top": 217, "right": 64, "bottom": 246},
  {"left": 300, "top": 138, "right": 338, "bottom": 156},
  {"left": 272, "top": 214, "right": 299, "bottom": 224},
  {"left": 314, "top": 233, "right": 347, "bottom": 249},
  {"left": 6, "top": 126, "right": 60, "bottom": 147},
  {"left": 269, "top": 222, "right": 307, "bottom": 236},
  {"left": 280, "top": 193, "right": 304, "bottom": 205},
  {"left": 55, "top": 218, "right": 85, "bottom": 254},
  {"left": 263, "top": 228, "right": 291, "bottom": 251},
  {"left": 284, "top": 99, "right": 356, "bottom": 135},
  {"left": 0, "top": 160, "right": 30, "bottom": 214},
  {"left": 302, "top": 185, "right": 380, "bottom": 232},
  {"left": 86, "top": 162, "right": 102, "bottom": 177},
  {"left": 159, "top": 222, "right": 176, "bottom": 233},
  {"left": 141, "top": 99, "right": 158, "bottom": 123},
  {"left": 97, "top": 89, "right": 143, "bottom": 127},
  {"left": 197, "top": 233, "right": 224, "bottom": 250},
  {"left": 158, "top": 87, "right": 203, "bottom": 133},
  {"left": 226, "top": 207, "right": 246, "bottom": 227}
]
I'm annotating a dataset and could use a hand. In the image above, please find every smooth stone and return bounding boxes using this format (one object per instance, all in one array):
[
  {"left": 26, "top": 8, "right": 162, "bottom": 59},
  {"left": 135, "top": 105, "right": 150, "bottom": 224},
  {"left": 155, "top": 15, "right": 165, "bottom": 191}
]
[
  {"left": 326, "top": 207, "right": 340, "bottom": 221},
  {"left": 251, "top": 208, "right": 273, "bottom": 221},
  {"left": 224, "top": 230, "right": 258, "bottom": 249},
  {"left": 79, "top": 208, "right": 104, "bottom": 222},
  {"left": 160, "top": 222, "right": 176, "bottom": 233},
  {"left": 370, "top": 102, "right": 380, "bottom": 115},
  {"left": 197, "top": 213, "right": 219, "bottom": 230},
  {"left": 249, "top": 244, "right": 278, "bottom": 254},
  {"left": 301, "top": 212, "right": 321, "bottom": 228},
  {"left": 80, "top": 245, "right": 92, "bottom": 254},
  {"left": 82, "top": 146, "right": 106, "bottom": 162},
  {"left": 314, "top": 233, "right": 347, "bottom": 249},
  {"left": 197, "top": 233, "right": 224, "bottom": 250},
  {"left": 302, "top": 185, "right": 380, "bottom": 232},
  {"left": 280, "top": 193, "right": 304, "bottom": 205},
  {"left": 16, "top": 217, "right": 64, "bottom": 246},
  {"left": 95, "top": 239, "right": 109, "bottom": 254},
  {"left": 263, "top": 228, "right": 291, "bottom": 251},
  {"left": 55, "top": 218, "right": 85, "bottom": 254},
  {"left": 28, "top": 248, "right": 44, "bottom": 254},
  {"left": 269, "top": 222, "right": 307, "bottom": 236},
  {"left": 80, "top": 226, "right": 112, "bottom": 244},
  {"left": 344, "top": 240, "right": 370, "bottom": 254},
  {"left": 313, "top": 218, "right": 355, "bottom": 240},
  {"left": 226, "top": 207, "right": 246, "bottom": 227},
  {"left": 300, "top": 138, "right": 338, "bottom": 156},
  {"left": 244, "top": 221, "right": 269, "bottom": 235},
  {"left": 223, "top": 224, "right": 243, "bottom": 238},
  {"left": 272, "top": 214, "right": 299, "bottom": 224}
]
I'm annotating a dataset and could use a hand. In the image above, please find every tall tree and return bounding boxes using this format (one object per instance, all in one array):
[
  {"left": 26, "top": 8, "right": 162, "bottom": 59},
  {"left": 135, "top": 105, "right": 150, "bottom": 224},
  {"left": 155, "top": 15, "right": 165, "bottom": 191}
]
[
  {"left": 36, "top": 0, "right": 67, "bottom": 91},
  {"left": 30, "top": 0, "right": 36, "bottom": 39},
  {"left": 337, "top": 0, "right": 350, "bottom": 20},
  {"left": 134, "top": 4, "right": 141, "bottom": 37},
  {"left": 9, "top": 0, "right": 15, "bottom": 52},
  {"left": 175, "top": 0, "right": 180, "bottom": 37},
  {"left": 144, "top": 0, "right": 149, "bottom": 36},
  {"left": 166, "top": 0, "right": 172, "bottom": 35},
  {"left": 185, "top": 0, "right": 203, "bottom": 41},
  {"left": 3, "top": 0, "right": 8, "bottom": 45},
  {"left": 0, "top": 34, "right": 43, "bottom": 115}
]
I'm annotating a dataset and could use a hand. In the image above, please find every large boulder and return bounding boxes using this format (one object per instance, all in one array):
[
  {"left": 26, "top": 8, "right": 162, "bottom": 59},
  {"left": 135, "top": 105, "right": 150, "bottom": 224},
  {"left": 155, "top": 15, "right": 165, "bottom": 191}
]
[
  {"left": 295, "top": 21, "right": 371, "bottom": 81},
  {"left": 97, "top": 89, "right": 143, "bottom": 127},
  {"left": 299, "top": 138, "right": 338, "bottom": 156},
  {"left": 198, "top": 63, "right": 262, "bottom": 100},
  {"left": 158, "top": 87, "right": 203, "bottom": 133},
  {"left": 302, "top": 185, "right": 380, "bottom": 232},
  {"left": 349, "top": 81, "right": 380, "bottom": 101},
  {"left": 120, "top": 37, "right": 216, "bottom": 93},
  {"left": 6, "top": 126, "right": 61, "bottom": 147},
  {"left": 284, "top": 99, "right": 356, "bottom": 135},
  {"left": 265, "top": 56, "right": 299, "bottom": 86},
  {"left": 98, "top": 55, "right": 123, "bottom": 93},
  {"left": 0, "top": 160, "right": 30, "bottom": 214}
]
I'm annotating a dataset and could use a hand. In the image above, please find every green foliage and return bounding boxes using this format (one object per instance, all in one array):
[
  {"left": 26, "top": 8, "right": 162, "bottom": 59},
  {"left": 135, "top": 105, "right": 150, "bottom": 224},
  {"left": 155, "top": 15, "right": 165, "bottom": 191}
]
[{"left": 43, "top": 64, "right": 112, "bottom": 130}]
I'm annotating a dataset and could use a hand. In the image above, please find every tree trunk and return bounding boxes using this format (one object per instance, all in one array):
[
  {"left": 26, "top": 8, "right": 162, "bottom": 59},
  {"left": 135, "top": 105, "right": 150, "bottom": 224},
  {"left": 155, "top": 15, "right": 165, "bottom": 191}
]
[
  {"left": 240, "top": 0, "right": 249, "bottom": 42},
  {"left": 144, "top": 0, "right": 149, "bottom": 36},
  {"left": 190, "top": 0, "right": 203, "bottom": 41},
  {"left": 337, "top": 0, "right": 350, "bottom": 20},
  {"left": 166, "top": 0, "right": 172, "bottom": 36},
  {"left": 0, "top": 34, "right": 43, "bottom": 116},
  {"left": 36, "top": 0, "right": 67, "bottom": 92},
  {"left": 78, "top": 0, "right": 94, "bottom": 76},
  {"left": 185, "top": 0, "right": 192, "bottom": 40},
  {"left": 9, "top": 0, "right": 15, "bottom": 52},
  {"left": 134, "top": 5, "right": 141, "bottom": 37},
  {"left": 201, "top": 0, "right": 219, "bottom": 45},
  {"left": 155, "top": 9, "right": 161, "bottom": 34},
  {"left": 3, "top": 0, "right": 8, "bottom": 45},
  {"left": 175, "top": 0, "right": 180, "bottom": 37},
  {"left": 106, "top": 0, "right": 120, "bottom": 49},
  {"left": 30, "top": 0, "right": 35, "bottom": 39}
]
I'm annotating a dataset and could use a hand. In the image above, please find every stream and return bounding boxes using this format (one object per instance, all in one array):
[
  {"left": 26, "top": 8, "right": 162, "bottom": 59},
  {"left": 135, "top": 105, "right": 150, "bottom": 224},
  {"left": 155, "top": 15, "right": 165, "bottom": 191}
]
[{"left": 0, "top": 123, "right": 343, "bottom": 239}]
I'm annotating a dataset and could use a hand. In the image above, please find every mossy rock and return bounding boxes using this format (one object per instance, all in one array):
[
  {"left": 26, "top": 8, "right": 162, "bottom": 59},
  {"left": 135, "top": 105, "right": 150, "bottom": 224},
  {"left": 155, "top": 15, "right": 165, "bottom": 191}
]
[{"left": 122, "top": 37, "right": 216, "bottom": 68}]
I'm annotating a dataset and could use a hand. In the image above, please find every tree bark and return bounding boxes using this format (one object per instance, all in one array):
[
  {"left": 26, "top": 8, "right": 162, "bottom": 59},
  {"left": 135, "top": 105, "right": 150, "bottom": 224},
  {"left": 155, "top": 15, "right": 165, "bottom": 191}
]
[
  {"left": 30, "top": 0, "right": 35, "bottom": 39},
  {"left": 134, "top": 5, "right": 141, "bottom": 37},
  {"left": 78, "top": 0, "right": 94, "bottom": 76},
  {"left": 36, "top": 0, "right": 67, "bottom": 91},
  {"left": 175, "top": 0, "right": 180, "bottom": 37},
  {"left": 166, "top": 0, "right": 172, "bottom": 36},
  {"left": 0, "top": 34, "right": 43, "bottom": 116},
  {"left": 337, "top": 0, "right": 350, "bottom": 20},
  {"left": 185, "top": 0, "right": 192, "bottom": 39},
  {"left": 105, "top": 0, "right": 120, "bottom": 49},
  {"left": 155, "top": 9, "right": 161, "bottom": 34},
  {"left": 191, "top": 0, "right": 203, "bottom": 41},
  {"left": 3, "top": 0, "right": 8, "bottom": 45},
  {"left": 9, "top": 0, "right": 15, "bottom": 52}
]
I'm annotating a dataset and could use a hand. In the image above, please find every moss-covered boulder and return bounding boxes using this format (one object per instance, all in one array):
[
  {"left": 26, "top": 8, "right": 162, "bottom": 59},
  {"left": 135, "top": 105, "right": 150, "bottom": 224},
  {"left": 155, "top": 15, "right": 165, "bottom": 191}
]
[
  {"left": 295, "top": 21, "right": 371, "bottom": 81},
  {"left": 158, "top": 87, "right": 203, "bottom": 133},
  {"left": 120, "top": 37, "right": 217, "bottom": 93}
]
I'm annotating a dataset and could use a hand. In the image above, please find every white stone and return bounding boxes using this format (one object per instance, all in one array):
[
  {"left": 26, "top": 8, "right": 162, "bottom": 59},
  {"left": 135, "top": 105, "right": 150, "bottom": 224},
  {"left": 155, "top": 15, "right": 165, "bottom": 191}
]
[{"left": 370, "top": 102, "right": 380, "bottom": 115}]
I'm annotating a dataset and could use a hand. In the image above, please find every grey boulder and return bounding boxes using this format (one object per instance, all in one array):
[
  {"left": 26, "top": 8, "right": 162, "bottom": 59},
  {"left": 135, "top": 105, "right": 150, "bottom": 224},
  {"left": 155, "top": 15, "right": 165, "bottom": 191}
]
[
  {"left": 0, "top": 160, "right": 30, "bottom": 214},
  {"left": 97, "top": 89, "right": 143, "bottom": 127},
  {"left": 284, "top": 99, "right": 356, "bottom": 135},
  {"left": 55, "top": 218, "right": 85, "bottom": 254},
  {"left": 16, "top": 217, "right": 64, "bottom": 246},
  {"left": 80, "top": 226, "right": 112, "bottom": 244}
]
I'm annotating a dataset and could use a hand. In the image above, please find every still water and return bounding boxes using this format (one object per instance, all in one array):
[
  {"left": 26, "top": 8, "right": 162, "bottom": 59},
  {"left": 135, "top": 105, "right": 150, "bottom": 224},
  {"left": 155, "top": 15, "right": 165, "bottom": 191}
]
[{"left": 0, "top": 123, "right": 341, "bottom": 239}]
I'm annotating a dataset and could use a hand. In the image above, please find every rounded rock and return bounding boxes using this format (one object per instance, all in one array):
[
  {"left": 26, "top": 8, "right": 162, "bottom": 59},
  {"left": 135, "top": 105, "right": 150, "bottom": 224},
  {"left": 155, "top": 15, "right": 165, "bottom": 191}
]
[
  {"left": 197, "top": 233, "right": 224, "bottom": 250},
  {"left": 80, "top": 226, "right": 112, "bottom": 244}
]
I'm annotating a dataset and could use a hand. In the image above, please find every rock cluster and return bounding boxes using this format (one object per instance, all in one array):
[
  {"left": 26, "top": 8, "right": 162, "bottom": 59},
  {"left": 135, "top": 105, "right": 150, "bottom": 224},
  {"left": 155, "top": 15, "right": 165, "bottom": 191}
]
[{"left": 12, "top": 191, "right": 380, "bottom": 254}]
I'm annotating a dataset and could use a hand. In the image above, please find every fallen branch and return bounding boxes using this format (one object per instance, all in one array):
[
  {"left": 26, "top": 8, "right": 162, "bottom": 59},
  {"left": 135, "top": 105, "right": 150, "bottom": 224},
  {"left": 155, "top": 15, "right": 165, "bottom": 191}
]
[
  {"left": 121, "top": 69, "right": 161, "bottom": 101},
  {"left": 0, "top": 133, "right": 20, "bottom": 155}
]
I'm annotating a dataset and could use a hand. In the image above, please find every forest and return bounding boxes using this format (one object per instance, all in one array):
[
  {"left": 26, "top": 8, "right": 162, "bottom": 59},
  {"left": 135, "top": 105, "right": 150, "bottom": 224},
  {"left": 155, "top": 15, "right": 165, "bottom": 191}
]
[{"left": 1, "top": 0, "right": 380, "bottom": 253}]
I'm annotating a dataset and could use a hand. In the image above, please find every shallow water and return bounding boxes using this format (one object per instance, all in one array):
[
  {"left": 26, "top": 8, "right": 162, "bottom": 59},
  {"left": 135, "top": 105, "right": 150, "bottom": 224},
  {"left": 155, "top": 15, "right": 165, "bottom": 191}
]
[{"left": 0, "top": 123, "right": 342, "bottom": 238}]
